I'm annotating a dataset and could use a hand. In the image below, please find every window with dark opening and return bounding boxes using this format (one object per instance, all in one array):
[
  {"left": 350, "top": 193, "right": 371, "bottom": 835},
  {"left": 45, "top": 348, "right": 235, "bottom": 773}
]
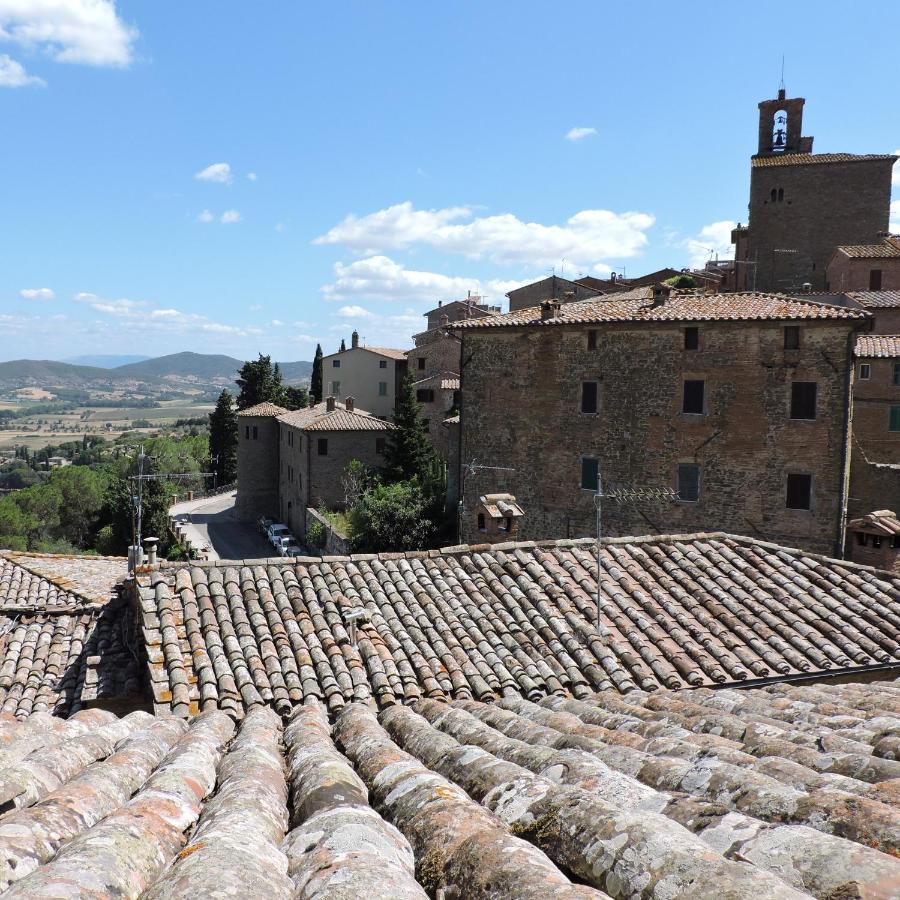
[
  {"left": 770, "top": 188, "right": 777, "bottom": 202},
  {"left": 580, "top": 457, "right": 598, "bottom": 491},
  {"left": 504, "top": 516, "right": 513, "bottom": 531},
  {"left": 587, "top": 330, "right": 597, "bottom": 350},
  {"left": 859, "top": 364, "right": 871, "bottom": 381},
  {"left": 252, "top": 426, "right": 258, "bottom": 440},
  {"left": 856, "top": 532, "right": 869, "bottom": 546},
  {"left": 677, "top": 463, "right": 700, "bottom": 502},
  {"left": 581, "top": 381, "right": 598, "bottom": 413},
  {"left": 317, "top": 438, "right": 328, "bottom": 456},
  {"left": 417, "top": 357, "right": 426, "bottom": 370},
  {"left": 416, "top": 388, "right": 435, "bottom": 403},
  {"left": 245, "top": 426, "right": 250, "bottom": 439},
  {"left": 777, "top": 188, "right": 784, "bottom": 202},
  {"left": 894, "top": 363, "right": 900, "bottom": 386},
  {"left": 784, "top": 326, "right": 800, "bottom": 350},
  {"left": 890, "top": 406, "right": 900, "bottom": 432},
  {"left": 379, "top": 360, "right": 387, "bottom": 369},
  {"left": 873, "top": 536, "right": 883, "bottom": 549},
  {"left": 786, "top": 473, "right": 812, "bottom": 510},
  {"left": 376, "top": 437, "right": 385, "bottom": 455},
  {"left": 477, "top": 513, "right": 486, "bottom": 531},
  {"left": 332, "top": 359, "right": 340, "bottom": 368},
  {"left": 790, "top": 382, "right": 817, "bottom": 420},
  {"left": 682, "top": 379, "right": 705, "bottom": 414},
  {"left": 684, "top": 327, "right": 699, "bottom": 350},
  {"left": 870, "top": 269, "right": 883, "bottom": 291}
]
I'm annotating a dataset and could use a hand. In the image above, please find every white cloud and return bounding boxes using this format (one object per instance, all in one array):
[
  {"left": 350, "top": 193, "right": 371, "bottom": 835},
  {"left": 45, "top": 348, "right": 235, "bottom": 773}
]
[
  {"left": 74, "top": 291, "right": 146, "bottom": 317},
  {"left": 566, "top": 127, "right": 596, "bottom": 142},
  {"left": 315, "top": 201, "right": 654, "bottom": 270},
  {"left": 321, "top": 255, "right": 527, "bottom": 305},
  {"left": 19, "top": 287, "right": 54, "bottom": 300},
  {"left": 685, "top": 220, "right": 736, "bottom": 268},
  {"left": 0, "top": 53, "right": 43, "bottom": 86},
  {"left": 195, "top": 162, "right": 232, "bottom": 184},
  {"left": 890, "top": 199, "right": 900, "bottom": 235},
  {"left": 220, "top": 209, "right": 240, "bottom": 224},
  {"left": 246, "top": 172, "right": 257, "bottom": 182},
  {"left": 337, "top": 305, "right": 375, "bottom": 319},
  {"left": 196, "top": 209, "right": 214, "bottom": 223},
  {"left": 0, "top": 0, "right": 137, "bottom": 67}
]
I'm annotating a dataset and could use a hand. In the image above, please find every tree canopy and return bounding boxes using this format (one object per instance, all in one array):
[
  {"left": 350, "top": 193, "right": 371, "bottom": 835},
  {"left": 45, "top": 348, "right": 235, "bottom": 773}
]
[
  {"left": 235, "top": 354, "right": 285, "bottom": 410},
  {"left": 208, "top": 389, "right": 238, "bottom": 485},
  {"left": 381, "top": 374, "right": 436, "bottom": 482}
]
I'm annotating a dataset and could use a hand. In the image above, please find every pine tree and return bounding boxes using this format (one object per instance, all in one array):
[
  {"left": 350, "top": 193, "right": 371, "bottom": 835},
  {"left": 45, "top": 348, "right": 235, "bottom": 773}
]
[
  {"left": 381, "top": 375, "right": 436, "bottom": 482},
  {"left": 282, "top": 385, "right": 309, "bottom": 411},
  {"left": 208, "top": 389, "right": 238, "bottom": 484},
  {"left": 235, "top": 354, "right": 285, "bottom": 410},
  {"left": 310, "top": 344, "right": 324, "bottom": 405}
]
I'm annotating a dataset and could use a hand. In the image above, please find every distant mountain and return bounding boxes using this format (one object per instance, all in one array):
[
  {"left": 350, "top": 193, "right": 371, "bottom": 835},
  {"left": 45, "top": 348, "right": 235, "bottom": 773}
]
[
  {"left": 63, "top": 354, "right": 151, "bottom": 368},
  {"left": 0, "top": 359, "right": 113, "bottom": 385},
  {"left": 279, "top": 360, "right": 313, "bottom": 384},
  {"left": 114, "top": 351, "right": 243, "bottom": 382}
]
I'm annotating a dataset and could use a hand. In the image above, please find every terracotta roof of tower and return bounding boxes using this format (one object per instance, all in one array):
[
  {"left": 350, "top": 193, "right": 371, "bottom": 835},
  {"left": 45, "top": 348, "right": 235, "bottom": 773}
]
[
  {"left": 453, "top": 289, "right": 869, "bottom": 329},
  {"left": 236, "top": 402, "right": 288, "bottom": 417},
  {"left": 134, "top": 532, "right": 900, "bottom": 720},
  {"left": 856, "top": 335, "right": 900, "bottom": 358},
  {"left": 0, "top": 681, "right": 896, "bottom": 897},
  {"left": 752, "top": 152, "right": 898, "bottom": 167},
  {"left": 277, "top": 401, "right": 394, "bottom": 432},
  {"left": 847, "top": 290, "right": 900, "bottom": 308}
]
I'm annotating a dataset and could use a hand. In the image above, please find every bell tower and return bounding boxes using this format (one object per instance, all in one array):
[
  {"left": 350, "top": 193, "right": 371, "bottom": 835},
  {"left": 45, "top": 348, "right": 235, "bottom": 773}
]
[{"left": 756, "top": 88, "right": 813, "bottom": 156}]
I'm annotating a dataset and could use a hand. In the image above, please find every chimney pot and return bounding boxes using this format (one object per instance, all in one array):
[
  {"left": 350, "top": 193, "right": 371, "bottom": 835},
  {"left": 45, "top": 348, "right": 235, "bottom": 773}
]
[
  {"left": 345, "top": 396, "right": 355, "bottom": 412},
  {"left": 440, "top": 314, "right": 450, "bottom": 327},
  {"left": 351, "top": 330, "right": 359, "bottom": 349},
  {"left": 326, "top": 396, "right": 336, "bottom": 412},
  {"left": 540, "top": 299, "right": 561, "bottom": 321},
  {"left": 143, "top": 536, "right": 159, "bottom": 568},
  {"left": 651, "top": 283, "right": 671, "bottom": 307}
]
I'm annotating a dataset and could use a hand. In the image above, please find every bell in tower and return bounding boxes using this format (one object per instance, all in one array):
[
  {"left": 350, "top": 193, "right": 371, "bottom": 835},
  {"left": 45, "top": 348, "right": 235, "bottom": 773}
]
[{"left": 772, "top": 110, "right": 787, "bottom": 152}]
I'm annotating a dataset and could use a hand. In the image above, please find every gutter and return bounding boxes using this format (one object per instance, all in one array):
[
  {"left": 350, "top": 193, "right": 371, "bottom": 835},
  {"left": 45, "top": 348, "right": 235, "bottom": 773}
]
[{"left": 705, "top": 660, "right": 899, "bottom": 692}]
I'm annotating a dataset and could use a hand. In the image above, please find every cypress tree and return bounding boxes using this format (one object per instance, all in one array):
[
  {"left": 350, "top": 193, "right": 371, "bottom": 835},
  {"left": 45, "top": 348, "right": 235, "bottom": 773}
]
[
  {"left": 381, "top": 375, "right": 436, "bottom": 482},
  {"left": 310, "top": 343, "right": 324, "bottom": 405}
]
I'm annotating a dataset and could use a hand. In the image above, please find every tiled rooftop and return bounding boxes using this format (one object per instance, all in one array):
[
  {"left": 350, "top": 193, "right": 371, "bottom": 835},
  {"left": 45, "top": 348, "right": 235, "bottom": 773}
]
[
  {"left": 277, "top": 400, "right": 394, "bottom": 432},
  {"left": 454, "top": 289, "right": 869, "bottom": 329},
  {"left": 848, "top": 509, "right": 900, "bottom": 536},
  {"left": 0, "top": 680, "right": 895, "bottom": 897},
  {"left": 856, "top": 335, "right": 900, "bottom": 358},
  {"left": 135, "top": 533, "right": 900, "bottom": 719},
  {"left": 835, "top": 241, "right": 900, "bottom": 259},
  {"left": 361, "top": 346, "right": 408, "bottom": 360},
  {"left": 751, "top": 152, "right": 898, "bottom": 167},
  {"left": 1, "top": 552, "right": 125, "bottom": 608},
  {"left": 848, "top": 290, "right": 900, "bottom": 309},
  {"left": 413, "top": 371, "right": 461, "bottom": 391},
  {"left": 236, "top": 402, "right": 288, "bottom": 417}
]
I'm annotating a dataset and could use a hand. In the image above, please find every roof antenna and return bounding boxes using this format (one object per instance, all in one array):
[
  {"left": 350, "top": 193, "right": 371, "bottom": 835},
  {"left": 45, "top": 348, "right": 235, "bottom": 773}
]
[{"left": 779, "top": 54, "right": 785, "bottom": 94}]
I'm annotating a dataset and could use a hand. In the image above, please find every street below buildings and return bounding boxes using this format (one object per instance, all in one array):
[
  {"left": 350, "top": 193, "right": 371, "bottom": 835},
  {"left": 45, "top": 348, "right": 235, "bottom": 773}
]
[{"left": 169, "top": 491, "right": 273, "bottom": 561}]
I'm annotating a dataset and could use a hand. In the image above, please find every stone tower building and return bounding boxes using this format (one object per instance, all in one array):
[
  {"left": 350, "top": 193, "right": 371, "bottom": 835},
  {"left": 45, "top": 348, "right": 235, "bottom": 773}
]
[
  {"left": 734, "top": 88, "right": 896, "bottom": 292},
  {"left": 234, "top": 402, "right": 286, "bottom": 521}
]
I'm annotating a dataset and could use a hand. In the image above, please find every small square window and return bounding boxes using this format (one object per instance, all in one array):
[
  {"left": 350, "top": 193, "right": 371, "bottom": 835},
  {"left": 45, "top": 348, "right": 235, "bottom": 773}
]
[
  {"left": 587, "top": 330, "right": 598, "bottom": 350},
  {"left": 790, "top": 382, "right": 817, "bottom": 420},
  {"left": 684, "top": 327, "right": 699, "bottom": 350},
  {"left": 477, "top": 513, "right": 486, "bottom": 531},
  {"left": 784, "top": 326, "right": 800, "bottom": 350},
  {"left": 416, "top": 388, "right": 435, "bottom": 403},
  {"left": 376, "top": 437, "right": 386, "bottom": 455},
  {"left": 786, "top": 473, "right": 812, "bottom": 510},
  {"left": 894, "top": 363, "right": 900, "bottom": 386},
  {"left": 332, "top": 359, "right": 341, "bottom": 368},
  {"left": 580, "top": 457, "right": 599, "bottom": 491},
  {"left": 379, "top": 360, "right": 387, "bottom": 369},
  {"left": 856, "top": 531, "right": 868, "bottom": 546},
  {"left": 317, "top": 438, "right": 328, "bottom": 456},
  {"left": 252, "top": 425, "right": 258, "bottom": 440},
  {"left": 677, "top": 463, "right": 700, "bottom": 502},
  {"left": 581, "top": 381, "right": 599, "bottom": 414},
  {"left": 859, "top": 364, "right": 871, "bottom": 381},
  {"left": 869, "top": 269, "right": 883, "bottom": 291},
  {"left": 682, "top": 379, "right": 705, "bottom": 414},
  {"left": 417, "top": 357, "right": 426, "bottom": 370},
  {"left": 890, "top": 406, "right": 900, "bottom": 432}
]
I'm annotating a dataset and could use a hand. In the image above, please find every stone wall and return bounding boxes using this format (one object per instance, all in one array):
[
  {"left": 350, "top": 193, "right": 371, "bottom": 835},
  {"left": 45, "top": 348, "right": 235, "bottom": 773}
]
[
  {"left": 305, "top": 506, "right": 353, "bottom": 555},
  {"left": 747, "top": 158, "right": 894, "bottom": 291},
  {"left": 507, "top": 276, "right": 599, "bottom": 312},
  {"left": 234, "top": 414, "right": 280, "bottom": 521},
  {"left": 459, "top": 320, "right": 860, "bottom": 554}
]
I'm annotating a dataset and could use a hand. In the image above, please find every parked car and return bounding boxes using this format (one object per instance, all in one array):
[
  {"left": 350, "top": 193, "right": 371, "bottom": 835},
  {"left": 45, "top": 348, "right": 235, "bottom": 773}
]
[
  {"left": 258, "top": 516, "right": 273, "bottom": 534},
  {"left": 278, "top": 541, "right": 303, "bottom": 557},
  {"left": 267, "top": 523, "right": 290, "bottom": 545}
]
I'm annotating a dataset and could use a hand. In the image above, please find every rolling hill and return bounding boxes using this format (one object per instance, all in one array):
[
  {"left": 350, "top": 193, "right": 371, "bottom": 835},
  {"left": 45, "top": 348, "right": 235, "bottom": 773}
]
[{"left": 114, "top": 352, "right": 244, "bottom": 382}]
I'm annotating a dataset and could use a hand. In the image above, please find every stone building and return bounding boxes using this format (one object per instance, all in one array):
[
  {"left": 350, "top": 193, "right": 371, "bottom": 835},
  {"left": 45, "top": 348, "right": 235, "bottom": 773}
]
[
  {"left": 322, "top": 332, "right": 407, "bottom": 419},
  {"left": 827, "top": 237, "right": 900, "bottom": 293},
  {"left": 407, "top": 327, "right": 462, "bottom": 459},
  {"left": 849, "top": 335, "right": 900, "bottom": 522},
  {"left": 845, "top": 290, "right": 900, "bottom": 334},
  {"left": 424, "top": 294, "right": 500, "bottom": 330},
  {"left": 846, "top": 509, "right": 900, "bottom": 573},
  {"left": 455, "top": 285, "right": 869, "bottom": 555},
  {"left": 276, "top": 397, "right": 394, "bottom": 538},
  {"left": 733, "top": 87, "right": 896, "bottom": 292},
  {"left": 234, "top": 401, "right": 287, "bottom": 521},
  {"left": 507, "top": 275, "right": 600, "bottom": 312}
]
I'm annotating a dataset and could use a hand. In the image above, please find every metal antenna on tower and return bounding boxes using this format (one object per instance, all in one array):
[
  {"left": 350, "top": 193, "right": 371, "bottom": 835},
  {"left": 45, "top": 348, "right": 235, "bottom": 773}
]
[
  {"left": 779, "top": 54, "right": 785, "bottom": 92},
  {"left": 593, "top": 464, "right": 680, "bottom": 629}
]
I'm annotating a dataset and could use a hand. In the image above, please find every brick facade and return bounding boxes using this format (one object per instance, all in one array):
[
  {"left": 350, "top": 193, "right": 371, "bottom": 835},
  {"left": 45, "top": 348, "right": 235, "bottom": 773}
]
[
  {"left": 408, "top": 329, "right": 462, "bottom": 460},
  {"left": 459, "top": 319, "right": 861, "bottom": 554},
  {"left": 828, "top": 247, "right": 900, "bottom": 294},
  {"left": 507, "top": 276, "right": 599, "bottom": 312}
]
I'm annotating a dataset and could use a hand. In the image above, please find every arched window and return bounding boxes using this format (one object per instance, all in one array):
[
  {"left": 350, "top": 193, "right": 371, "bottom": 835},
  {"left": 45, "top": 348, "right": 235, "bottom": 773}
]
[
  {"left": 772, "top": 109, "right": 788, "bottom": 152},
  {"left": 771, "top": 188, "right": 777, "bottom": 203},
  {"left": 778, "top": 188, "right": 784, "bottom": 202}
]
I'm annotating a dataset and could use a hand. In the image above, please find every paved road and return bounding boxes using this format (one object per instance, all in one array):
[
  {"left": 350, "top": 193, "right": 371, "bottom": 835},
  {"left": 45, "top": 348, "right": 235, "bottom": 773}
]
[{"left": 169, "top": 491, "right": 273, "bottom": 561}]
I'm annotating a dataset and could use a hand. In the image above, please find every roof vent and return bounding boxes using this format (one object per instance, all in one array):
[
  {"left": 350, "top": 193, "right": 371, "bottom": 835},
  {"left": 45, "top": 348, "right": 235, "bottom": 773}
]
[
  {"left": 801, "top": 282, "right": 812, "bottom": 294},
  {"left": 540, "top": 299, "right": 561, "bottom": 321},
  {"left": 651, "top": 283, "right": 671, "bottom": 307},
  {"left": 344, "top": 396, "right": 355, "bottom": 412},
  {"left": 326, "top": 396, "right": 336, "bottom": 412}
]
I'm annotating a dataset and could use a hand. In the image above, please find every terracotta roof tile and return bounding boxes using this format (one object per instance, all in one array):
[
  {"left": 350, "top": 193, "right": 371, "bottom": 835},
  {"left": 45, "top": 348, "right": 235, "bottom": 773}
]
[
  {"left": 751, "top": 152, "right": 898, "bottom": 167},
  {"left": 360, "top": 346, "right": 408, "bottom": 360},
  {"left": 848, "top": 509, "right": 900, "bottom": 536},
  {"left": 848, "top": 290, "right": 900, "bottom": 309},
  {"left": 835, "top": 243, "right": 900, "bottom": 259},
  {"left": 856, "top": 335, "right": 900, "bottom": 358},
  {"left": 277, "top": 401, "right": 394, "bottom": 432},
  {"left": 236, "top": 402, "right": 288, "bottom": 417},
  {"left": 136, "top": 533, "right": 900, "bottom": 718},
  {"left": 454, "top": 289, "right": 868, "bottom": 329},
  {"left": 0, "top": 680, "right": 896, "bottom": 896}
]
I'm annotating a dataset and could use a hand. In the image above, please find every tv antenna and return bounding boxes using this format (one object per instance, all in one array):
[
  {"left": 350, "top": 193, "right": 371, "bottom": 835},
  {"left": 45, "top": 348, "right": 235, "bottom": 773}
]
[{"left": 592, "top": 465, "right": 680, "bottom": 629}]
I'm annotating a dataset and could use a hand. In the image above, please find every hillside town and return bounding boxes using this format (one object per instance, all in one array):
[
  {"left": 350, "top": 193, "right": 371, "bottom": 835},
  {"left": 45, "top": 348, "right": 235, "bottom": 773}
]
[{"left": 0, "top": 3, "right": 899, "bottom": 895}]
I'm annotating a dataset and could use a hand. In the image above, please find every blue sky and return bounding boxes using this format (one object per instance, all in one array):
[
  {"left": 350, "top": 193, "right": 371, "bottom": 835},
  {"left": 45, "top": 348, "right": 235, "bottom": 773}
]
[{"left": 1, "top": 1, "right": 898, "bottom": 363}]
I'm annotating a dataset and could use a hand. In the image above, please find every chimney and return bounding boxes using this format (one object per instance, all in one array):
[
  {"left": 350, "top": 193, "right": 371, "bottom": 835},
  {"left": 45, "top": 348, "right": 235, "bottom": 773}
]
[
  {"left": 610, "top": 272, "right": 617, "bottom": 282},
  {"left": 351, "top": 330, "right": 359, "bottom": 349},
  {"left": 540, "top": 299, "right": 561, "bottom": 321},
  {"left": 326, "top": 396, "right": 336, "bottom": 412},
  {"left": 440, "top": 314, "right": 450, "bottom": 327},
  {"left": 143, "top": 536, "right": 159, "bottom": 568},
  {"left": 438, "top": 300, "right": 443, "bottom": 307},
  {"left": 651, "top": 283, "right": 671, "bottom": 307},
  {"left": 345, "top": 396, "right": 355, "bottom": 412},
  {"left": 563, "top": 290, "right": 575, "bottom": 304}
]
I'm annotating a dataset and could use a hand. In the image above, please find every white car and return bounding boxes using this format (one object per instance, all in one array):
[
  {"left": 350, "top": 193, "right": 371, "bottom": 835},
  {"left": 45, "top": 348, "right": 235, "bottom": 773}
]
[{"left": 267, "top": 523, "right": 290, "bottom": 545}]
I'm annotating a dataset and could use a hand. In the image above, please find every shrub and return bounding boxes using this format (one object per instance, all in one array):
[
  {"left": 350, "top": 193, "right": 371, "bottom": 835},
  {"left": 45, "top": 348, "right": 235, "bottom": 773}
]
[{"left": 306, "top": 518, "right": 325, "bottom": 549}]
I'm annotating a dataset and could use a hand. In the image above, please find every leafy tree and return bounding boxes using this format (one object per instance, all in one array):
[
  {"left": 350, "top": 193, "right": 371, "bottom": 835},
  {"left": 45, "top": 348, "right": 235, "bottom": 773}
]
[
  {"left": 341, "top": 459, "right": 372, "bottom": 509},
  {"left": 235, "top": 354, "right": 285, "bottom": 410},
  {"left": 282, "top": 385, "right": 309, "bottom": 411},
  {"left": 52, "top": 466, "right": 109, "bottom": 547},
  {"left": 382, "top": 375, "right": 436, "bottom": 482},
  {"left": 208, "top": 389, "right": 238, "bottom": 485},
  {"left": 348, "top": 479, "right": 435, "bottom": 553},
  {"left": 310, "top": 344, "right": 323, "bottom": 405},
  {"left": 664, "top": 273, "right": 698, "bottom": 289}
]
